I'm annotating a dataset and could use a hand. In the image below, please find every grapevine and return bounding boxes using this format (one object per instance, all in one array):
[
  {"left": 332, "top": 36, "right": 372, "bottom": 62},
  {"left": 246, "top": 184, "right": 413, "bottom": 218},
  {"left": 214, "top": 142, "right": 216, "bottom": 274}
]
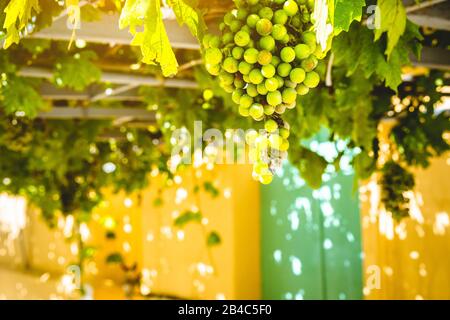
[{"left": 203, "top": 0, "right": 327, "bottom": 184}]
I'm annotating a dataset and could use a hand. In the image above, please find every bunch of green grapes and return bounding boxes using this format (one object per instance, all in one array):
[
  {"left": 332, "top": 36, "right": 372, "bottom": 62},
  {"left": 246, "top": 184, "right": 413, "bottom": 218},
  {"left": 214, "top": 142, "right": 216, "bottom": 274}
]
[{"left": 203, "top": 0, "right": 325, "bottom": 183}]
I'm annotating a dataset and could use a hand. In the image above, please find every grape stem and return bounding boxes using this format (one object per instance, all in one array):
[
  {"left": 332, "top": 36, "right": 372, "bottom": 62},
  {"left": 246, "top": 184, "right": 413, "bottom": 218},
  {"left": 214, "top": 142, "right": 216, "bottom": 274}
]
[{"left": 325, "top": 52, "right": 334, "bottom": 87}]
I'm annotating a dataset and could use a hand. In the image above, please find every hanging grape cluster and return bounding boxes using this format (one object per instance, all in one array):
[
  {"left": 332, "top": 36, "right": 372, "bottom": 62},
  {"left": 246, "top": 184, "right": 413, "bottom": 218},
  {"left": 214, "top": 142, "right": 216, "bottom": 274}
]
[{"left": 203, "top": 0, "right": 325, "bottom": 184}]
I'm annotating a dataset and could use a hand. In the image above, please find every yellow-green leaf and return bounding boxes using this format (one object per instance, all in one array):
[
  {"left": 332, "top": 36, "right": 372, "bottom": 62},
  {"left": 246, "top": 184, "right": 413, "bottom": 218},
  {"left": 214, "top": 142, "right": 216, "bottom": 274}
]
[
  {"left": 3, "top": 0, "right": 40, "bottom": 48},
  {"left": 168, "top": 0, "right": 206, "bottom": 40}
]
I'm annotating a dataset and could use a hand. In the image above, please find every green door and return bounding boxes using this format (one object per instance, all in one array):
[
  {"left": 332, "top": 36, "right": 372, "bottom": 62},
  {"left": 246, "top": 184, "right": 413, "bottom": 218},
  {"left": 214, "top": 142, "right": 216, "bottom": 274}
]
[{"left": 261, "top": 141, "right": 363, "bottom": 299}]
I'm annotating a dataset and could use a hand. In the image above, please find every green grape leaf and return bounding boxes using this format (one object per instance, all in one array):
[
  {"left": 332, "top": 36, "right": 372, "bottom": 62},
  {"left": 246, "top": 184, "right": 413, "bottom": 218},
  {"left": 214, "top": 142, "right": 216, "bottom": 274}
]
[
  {"left": 2, "top": 0, "right": 40, "bottom": 48},
  {"left": 333, "top": 0, "right": 365, "bottom": 35},
  {"left": 174, "top": 210, "right": 202, "bottom": 228},
  {"left": 0, "top": 76, "right": 45, "bottom": 117},
  {"left": 290, "top": 147, "right": 328, "bottom": 189},
  {"left": 106, "top": 252, "right": 124, "bottom": 264},
  {"left": 120, "top": 0, "right": 178, "bottom": 76},
  {"left": 207, "top": 231, "right": 221, "bottom": 247},
  {"left": 203, "top": 181, "right": 219, "bottom": 198},
  {"left": 374, "top": 0, "right": 406, "bottom": 58},
  {"left": 54, "top": 51, "right": 101, "bottom": 91},
  {"left": 168, "top": 0, "right": 206, "bottom": 40}
]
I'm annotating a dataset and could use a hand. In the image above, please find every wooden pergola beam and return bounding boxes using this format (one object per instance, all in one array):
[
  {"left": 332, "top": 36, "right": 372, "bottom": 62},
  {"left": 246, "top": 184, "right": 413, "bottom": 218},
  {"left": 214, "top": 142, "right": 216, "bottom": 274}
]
[{"left": 37, "top": 107, "right": 155, "bottom": 121}]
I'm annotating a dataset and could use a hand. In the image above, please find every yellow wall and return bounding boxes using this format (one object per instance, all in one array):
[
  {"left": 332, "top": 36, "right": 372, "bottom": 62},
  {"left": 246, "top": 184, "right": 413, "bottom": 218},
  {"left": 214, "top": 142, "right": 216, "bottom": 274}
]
[{"left": 361, "top": 123, "right": 450, "bottom": 299}]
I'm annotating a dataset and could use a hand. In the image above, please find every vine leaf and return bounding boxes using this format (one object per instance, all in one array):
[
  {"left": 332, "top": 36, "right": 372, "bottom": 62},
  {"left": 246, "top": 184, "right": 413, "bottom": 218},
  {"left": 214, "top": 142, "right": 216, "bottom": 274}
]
[
  {"left": 168, "top": 0, "right": 206, "bottom": 41},
  {"left": 207, "top": 231, "right": 221, "bottom": 247},
  {"left": 333, "top": 0, "right": 365, "bottom": 35},
  {"left": 374, "top": 0, "right": 406, "bottom": 58},
  {"left": 290, "top": 147, "right": 328, "bottom": 189},
  {"left": 2, "top": 0, "right": 40, "bottom": 48},
  {"left": 120, "top": 0, "right": 178, "bottom": 77},
  {"left": 174, "top": 210, "right": 202, "bottom": 228},
  {"left": 1, "top": 76, "right": 46, "bottom": 117}
]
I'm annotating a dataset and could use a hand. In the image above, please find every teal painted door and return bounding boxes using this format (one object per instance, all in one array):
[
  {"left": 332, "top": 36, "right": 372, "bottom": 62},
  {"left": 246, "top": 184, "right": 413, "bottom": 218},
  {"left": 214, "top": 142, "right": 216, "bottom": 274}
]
[{"left": 261, "top": 143, "right": 363, "bottom": 300}]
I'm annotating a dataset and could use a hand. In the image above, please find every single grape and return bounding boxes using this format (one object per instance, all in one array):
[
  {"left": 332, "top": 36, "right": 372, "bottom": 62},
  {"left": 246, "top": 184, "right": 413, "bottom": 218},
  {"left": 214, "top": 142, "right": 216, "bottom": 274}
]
[
  {"left": 275, "top": 104, "right": 286, "bottom": 114},
  {"left": 258, "top": 7, "right": 274, "bottom": 20},
  {"left": 234, "top": 30, "right": 250, "bottom": 47},
  {"left": 206, "top": 63, "right": 220, "bottom": 76},
  {"left": 244, "top": 48, "right": 259, "bottom": 64},
  {"left": 230, "top": 20, "right": 243, "bottom": 33},
  {"left": 247, "top": 14, "right": 260, "bottom": 28},
  {"left": 291, "top": 15, "right": 302, "bottom": 28},
  {"left": 224, "top": 12, "right": 235, "bottom": 26},
  {"left": 234, "top": 76, "right": 245, "bottom": 88},
  {"left": 245, "top": 130, "right": 258, "bottom": 144},
  {"left": 302, "top": 31, "right": 317, "bottom": 52},
  {"left": 267, "top": 90, "right": 282, "bottom": 106},
  {"left": 246, "top": 84, "right": 259, "bottom": 97},
  {"left": 301, "top": 56, "right": 318, "bottom": 72},
  {"left": 256, "top": 18, "right": 273, "bottom": 36},
  {"left": 282, "top": 87, "right": 297, "bottom": 104},
  {"left": 280, "top": 140, "right": 290, "bottom": 152},
  {"left": 209, "top": 35, "right": 221, "bottom": 48},
  {"left": 232, "top": 89, "right": 243, "bottom": 104},
  {"left": 239, "top": 105, "right": 250, "bottom": 117},
  {"left": 249, "top": 69, "right": 264, "bottom": 85},
  {"left": 263, "top": 104, "right": 274, "bottom": 115},
  {"left": 265, "top": 78, "right": 279, "bottom": 92},
  {"left": 272, "top": 24, "right": 287, "bottom": 41},
  {"left": 249, "top": 103, "right": 264, "bottom": 120},
  {"left": 223, "top": 85, "right": 234, "bottom": 93},
  {"left": 219, "top": 71, "right": 234, "bottom": 85},
  {"left": 239, "top": 61, "right": 252, "bottom": 74},
  {"left": 296, "top": 84, "right": 310, "bottom": 95},
  {"left": 232, "top": 47, "right": 244, "bottom": 60},
  {"left": 247, "top": 0, "right": 259, "bottom": 5},
  {"left": 271, "top": 55, "right": 281, "bottom": 67},
  {"left": 265, "top": 119, "right": 278, "bottom": 133},
  {"left": 294, "top": 44, "right": 311, "bottom": 60},
  {"left": 280, "top": 47, "right": 296, "bottom": 63},
  {"left": 281, "top": 34, "right": 290, "bottom": 45},
  {"left": 261, "top": 64, "right": 276, "bottom": 78},
  {"left": 280, "top": 128, "right": 290, "bottom": 139},
  {"left": 277, "top": 63, "right": 292, "bottom": 77},
  {"left": 257, "top": 83, "right": 269, "bottom": 95},
  {"left": 289, "top": 68, "right": 306, "bottom": 83},
  {"left": 273, "top": 9, "right": 288, "bottom": 25},
  {"left": 258, "top": 50, "right": 273, "bottom": 65},
  {"left": 223, "top": 57, "right": 239, "bottom": 73},
  {"left": 204, "top": 48, "right": 223, "bottom": 65},
  {"left": 236, "top": 8, "right": 249, "bottom": 20},
  {"left": 239, "top": 94, "right": 253, "bottom": 108},
  {"left": 203, "top": 89, "right": 214, "bottom": 101},
  {"left": 222, "top": 32, "right": 234, "bottom": 45},
  {"left": 283, "top": 0, "right": 299, "bottom": 16},
  {"left": 303, "top": 71, "right": 320, "bottom": 88},
  {"left": 259, "top": 35, "right": 276, "bottom": 51},
  {"left": 260, "top": 173, "right": 273, "bottom": 185},
  {"left": 269, "top": 133, "right": 283, "bottom": 149},
  {"left": 240, "top": 25, "right": 252, "bottom": 34}
]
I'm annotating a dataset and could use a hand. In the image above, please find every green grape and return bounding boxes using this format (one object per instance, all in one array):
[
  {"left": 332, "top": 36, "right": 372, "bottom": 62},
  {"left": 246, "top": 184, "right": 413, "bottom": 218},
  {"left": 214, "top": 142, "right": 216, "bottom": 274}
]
[
  {"left": 265, "top": 78, "right": 279, "bottom": 92},
  {"left": 219, "top": 22, "right": 226, "bottom": 32},
  {"left": 245, "top": 129, "right": 258, "bottom": 144},
  {"left": 273, "top": 10, "right": 288, "bottom": 25},
  {"left": 232, "top": 46, "right": 244, "bottom": 60},
  {"left": 219, "top": 71, "right": 234, "bottom": 85},
  {"left": 259, "top": 35, "right": 276, "bottom": 51},
  {"left": 202, "top": 102, "right": 212, "bottom": 109},
  {"left": 239, "top": 61, "right": 252, "bottom": 74},
  {"left": 234, "top": 30, "right": 250, "bottom": 47},
  {"left": 206, "top": 63, "right": 220, "bottom": 76},
  {"left": 204, "top": 48, "right": 223, "bottom": 65},
  {"left": 307, "top": 0, "right": 315, "bottom": 10},
  {"left": 264, "top": 104, "right": 275, "bottom": 115},
  {"left": 256, "top": 18, "right": 273, "bottom": 36},
  {"left": 202, "top": 34, "right": 213, "bottom": 48},
  {"left": 313, "top": 46, "right": 326, "bottom": 59},
  {"left": 223, "top": 85, "right": 234, "bottom": 93},
  {"left": 285, "top": 80, "right": 296, "bottom": 88},
  {"left": 269, "top": 133, "right": 283, "bottom": 149},
  {"left": 241, "top": 25, "right": 252, "bottom": 34},
  {"left": 281, "top": 34, "right": 290, "bottom": 45},
  {"left": 291, "top": 15, "right": 302, "bottom": 28},
  {"left": 267, "top": 90, "right": 282, "bottom": 106},
  {"left": 246, "top": 84, "right": 259, "bottom": 97},
  {"left": 249, "top": 103, "right": 264, "bottom": 120},
  {"left": 234, "top": 76, "right": 245, "bottom": 88},
  {"left": 294, "top": 44, "right": 311, "bottom": 60},
  {"left": 275, "top": 104, "right": 286, "bottom": 114},
  {"left": 243, "top": 74, "right": 251, "bottom": 83},
  {"left": 258, "top": 50, "right": 273, "bottom": 65},
  {"left": 258, "top": 7, "right": 274, "bottom": 20},
  {"left": 236, "top": 8, "right": 249, "bottom": 20},
  {"left": 240, "top": 94, "right": 253, "bottom": 108},
  {"left": 247, "top": 0, "right": 259, "bottom": 5},
  {"left": 247, "top": 14, "right": 260, "bottom": 28},
  {"left": 209, "top": 35, "right": 221, "bottom": 48},
  {"left": 282, "top": 87, "right": 297, "bottom": 104},
  {"left": 230, "top": 20, "right": 243, "bottom": 33},
  {"left": 280, "top": 128, "right": 290, "bottom": 139},
  {"left": 283, "top": 0, "right": 299, "bottom": 16},
  {"left": 289, "top": 68, "right": 306, "bottom": 83},
  {"left": 265, "top": 119, "right": 278, "bottom": 133},
  {"left": 271, "top": 24, "right": 287, "bottom": 41},
  {"left": 260, "top": 173, "right": 273, "bottom": 185},
  {"left": 232, "top": 89, "right": 243, "bottom": 104},
  {"left": 224, "top": 12, "right": 235, "bottom": 26},
  {"left": 223, "top": 57, "right": 239, "bottom": 73},
  {"left": 301, "top": 56, "right": 318, "bottom": 72},
  {"left": 302, "top": 31, "right": 317, "bottom": 52},
  {"left": 222, "top": 32, "right": 234, "bottom": 45},
  {"left": 203, "top": 89, "right": 214, "bottom": 101},
  {"left": 271, "top": 55, "right": 281, "bottom": 67},
  {"left": 239, "top": 105, "right": 250, "bottom": 117},
  {"left": 257, "top": 83, "right": 268, "bottom": 95},
  {"left": 301, "top": 12, "right": 310, "bottom": 23},
  {"left": 296, "top": 84, "right": 310, "bottom": 95},
  {"left": 304, "top": 71, "right": 320, "bottom": 88},
  {"left": 277, "top": 63, "right": 292, "bottom": 77},
  {"left": 244, "top": 48, "right": 259, "bottom": 64},
  {"left": 261, "top": 64, "right": 276, "bottom": 78},
  {"left": 280, "top": 47, "right": 296, "bottom": 63},
  {"left": 249, "top": 68, "right": 264, "bottom": 84},
  {"left": 280, "top": 140, "right": 290, "bottom": 152}
]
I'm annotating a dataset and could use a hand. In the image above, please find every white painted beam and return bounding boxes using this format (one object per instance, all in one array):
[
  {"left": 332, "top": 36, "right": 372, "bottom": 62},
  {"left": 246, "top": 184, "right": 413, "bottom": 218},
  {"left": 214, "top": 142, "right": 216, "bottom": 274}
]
[{"left": 37, "top": 107, "right": 155, "bottom": 121}]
